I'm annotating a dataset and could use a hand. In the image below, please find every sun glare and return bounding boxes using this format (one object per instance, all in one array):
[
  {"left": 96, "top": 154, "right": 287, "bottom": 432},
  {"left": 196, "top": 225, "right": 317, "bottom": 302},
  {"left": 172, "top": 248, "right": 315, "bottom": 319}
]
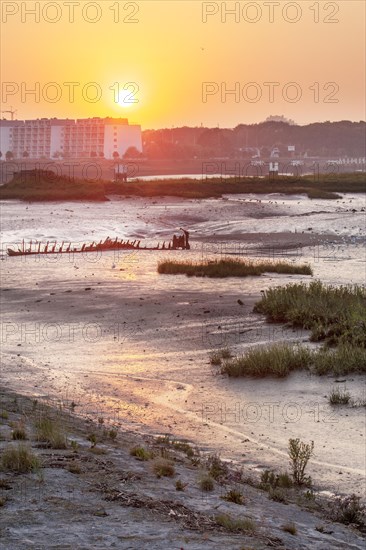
[{"left": 117, "top": 89, "right": 135, "bottom": 108}]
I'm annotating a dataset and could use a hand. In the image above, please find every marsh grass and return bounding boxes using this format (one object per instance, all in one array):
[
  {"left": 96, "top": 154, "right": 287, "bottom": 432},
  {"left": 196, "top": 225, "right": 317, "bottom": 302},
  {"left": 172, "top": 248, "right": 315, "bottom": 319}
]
[
  {"left": 1, "top": 444, "right": 39, "bottom": 473},
  {"left": 11, "top": 423, "right": 27, "bottom": 440},
  {"left": 215, "top": 513, "right": 256, "bottom": 534},
  {"left": 130, "top": 446, "right": 152, "bottom": 461},
  {"left": 254, "top": 281, "right": 366, "bottom": 349},
  {"left": 221, "top": 488, "right": 245, "bottom": 505},
  {"left": 312, "top": 345, "right": 366, "bottom": 375},
  {"left": 158, "top": 259, "right": 312, "bottom": 278},
  {"left": 209, "top": 348, "right": 232, "bottom": 366},
  {"left": 153, "top": 458, "right": 175, "bottom": 478},
  {"left": 221, "top": 343, "right": 312, "bottom": 378},
  {"left": 107, "top": 173, "right": 366, "bottom": 200},
  {"left": 175, "top": 479, "right": 187, "bottom": 491},
  {"left": 223, "top": 342, "right": 366, "bottom": 378},
  {"left": 35, "top": 416, "right": 67, "bottom": 449},
  {"left": 171, "top": 440, "right": 195, "bottom": 458},
  {"left": 328, "top": 386, "right": 351, "bottom": 405},
  {"left": 206, "top": 454, "right": 229, "bottom": 481},
  {"left": 199, "top": 474, "right": 214, "bottom": 492},
  {"left": 282, "top": 522, "right": 297, "bottom": 535}
]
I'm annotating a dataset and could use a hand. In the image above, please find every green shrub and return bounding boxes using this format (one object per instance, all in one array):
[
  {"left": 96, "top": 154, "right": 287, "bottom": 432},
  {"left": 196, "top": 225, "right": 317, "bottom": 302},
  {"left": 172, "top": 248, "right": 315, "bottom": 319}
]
[
  {"left": 288, "top": 438, "right": 314, "bottom": 486},
  {"left": 206, "top": 454, "right": 228, "bottom": 480},
  {"left": 331, "top": 494, "right": 365, "bottom": 526}
]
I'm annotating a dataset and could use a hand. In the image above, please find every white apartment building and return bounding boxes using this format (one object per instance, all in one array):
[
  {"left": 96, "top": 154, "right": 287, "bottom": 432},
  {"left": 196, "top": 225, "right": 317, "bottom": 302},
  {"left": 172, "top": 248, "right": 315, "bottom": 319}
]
[{"left": 0, "top": 117, "right": 142, "bottom": 160}]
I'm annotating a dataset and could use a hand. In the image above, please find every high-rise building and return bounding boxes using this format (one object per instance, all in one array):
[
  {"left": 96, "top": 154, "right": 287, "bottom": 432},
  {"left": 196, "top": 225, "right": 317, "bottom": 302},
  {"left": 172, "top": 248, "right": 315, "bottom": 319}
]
[{"left": 0, "top": 117, "right": 142, "bottom": 159}]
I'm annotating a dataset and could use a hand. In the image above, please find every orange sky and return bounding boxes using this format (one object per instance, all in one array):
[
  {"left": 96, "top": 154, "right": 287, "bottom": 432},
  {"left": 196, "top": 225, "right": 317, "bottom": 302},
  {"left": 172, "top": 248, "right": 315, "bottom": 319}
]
[{"left": 1, "top": 1, "right": 365, "bottom": 128}]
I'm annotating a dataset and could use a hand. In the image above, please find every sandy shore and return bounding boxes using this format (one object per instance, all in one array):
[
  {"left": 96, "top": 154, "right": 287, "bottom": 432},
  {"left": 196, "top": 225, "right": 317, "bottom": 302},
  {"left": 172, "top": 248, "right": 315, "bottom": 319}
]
[{"left": 1, "top": 388, "right": 365, "bottom": 550}]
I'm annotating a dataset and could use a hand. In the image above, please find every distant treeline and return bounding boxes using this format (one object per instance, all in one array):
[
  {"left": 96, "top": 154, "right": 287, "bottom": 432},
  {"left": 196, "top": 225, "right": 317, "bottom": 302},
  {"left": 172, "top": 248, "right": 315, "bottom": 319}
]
[{"left": 142, "top": 121, "right": 366, "bottom": 159}]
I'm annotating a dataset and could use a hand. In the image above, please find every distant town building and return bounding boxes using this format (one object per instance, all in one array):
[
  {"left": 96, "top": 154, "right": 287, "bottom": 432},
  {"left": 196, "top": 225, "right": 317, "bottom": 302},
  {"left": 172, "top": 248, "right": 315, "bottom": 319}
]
[
  {"left": 265, "top": 115, "right": 296, "bottom": 125},
  {"left": 0, "top": 117, "right": 142, "bottom": 160}
]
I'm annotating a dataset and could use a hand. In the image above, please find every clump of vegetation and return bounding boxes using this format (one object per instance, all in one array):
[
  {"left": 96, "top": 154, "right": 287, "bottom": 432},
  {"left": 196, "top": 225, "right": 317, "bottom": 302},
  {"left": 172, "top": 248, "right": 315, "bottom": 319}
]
[
  {"left": 11, "top": 424, "right": 27, "bottom": 440},
  {"left": 130, "top": 446, "right": 152, "bottom": 461},
  {"left": 282, "top": 522, "right": 297, "bottom": 535},
  {"left": 0, "top": 411, "right": 9, "bottom": 420},
  {"left": 87, "top": 433, "right": 97, "bottom": 448},
  {"left": 1, "top": 444, "right": 39, "bottom": 473},
  {"left": 312, "top": 345, "right": 366, "bottom": 376},
  {"left": 108, "top": 428, "right": 118, "bottom": 440},
  {"left": 260, "top": 470, "right": 293, "bottom": 490},
  {"left": 209, "top": 348, "right": 232, "bottom": 366},
  {"left": 68, "top": 463, "right": 82, "bottom": 475},
  {"left": 254, "top": 281, "right": 366, "bottom": 349},
  {"left": 70, "top": 440, "right": 79, "bottom": 452},
  {"left": 35, "top": 416, "right": 67, "bottom": 449},
  {"left": 222, "top": 488, "right": 245, "bottom": 505},
  {"left": 153, "top": 459, "right": 175, "bottom": 478},
  {"left": 175, "top": 479, "right": 187, "bottom": 491},
  {"left": 215, "top": 513, "right": 256, "bottom": 534},
  {"left": 330, "top": 494, "right": 365, "bottom": 526},
  {"left": 269, "top": 487, "right": 288, "bottom": 503},
  {"left": 199, "top": 474, "right": 214, "bottom": 492},
  {"left": 206, "top": 454, "right": 229, "bottom": 481},
  {"left": 158, "top": 258, "right": 312, "bottom": 278},
  {"left": 222, "top": 341, "right": 366, "bottom": 379},
  {"left": 171, "top": 440, "right": 195, "bottom": 458},
  {"left": 328, "top": 386, "right": 351, "bottom": 405},
  {"left": 288, "top": 438, "right": 314, "bottom": 486},
  {"left": 221, "top": 343, "right": 312, "bottom": 378}
]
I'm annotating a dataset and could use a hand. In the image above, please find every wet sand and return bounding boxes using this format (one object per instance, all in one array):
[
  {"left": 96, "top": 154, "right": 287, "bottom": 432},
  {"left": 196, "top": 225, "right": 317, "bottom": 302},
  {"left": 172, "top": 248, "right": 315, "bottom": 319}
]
[{"left": 0, "top": 193, "right": 365, "bottom": 547}]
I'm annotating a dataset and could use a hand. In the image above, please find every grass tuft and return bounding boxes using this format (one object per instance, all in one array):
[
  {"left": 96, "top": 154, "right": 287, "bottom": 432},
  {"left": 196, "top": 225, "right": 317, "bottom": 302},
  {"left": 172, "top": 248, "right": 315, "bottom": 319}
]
[
  {"left": 35, "top": 416, "right": 67, "bottom": 449},
  {"left": 158, "top": 258, "right": 312, "bottom": 278},
  {"left": 282, "top": 522, "right": 297, "bottom": 535},
  {"left": 215, "top": 513, "right": 256, "bottom": 533},
  {"left": 199, "top": 474, "right": 214, "bottom": 492},
  {"left": 130, "top": 446, "right": 152, "bottom": 461},
  {"left": 153, "top": 458, "right": 175, "bottom": 478},
  {"left": 1, "top": 444, "right": 39, "bottom": 473},
  {"left": 254, "top": 281, "right": 366, "bottom": 349},
  {"left": 222, "top": 343, "right": 312, "bottom": 378},
  {"left": 328, "top": 386, "right": 351, "bottom": 405},
  {"left": 221, "top": 488, "right": 245, "bottom": 505}
]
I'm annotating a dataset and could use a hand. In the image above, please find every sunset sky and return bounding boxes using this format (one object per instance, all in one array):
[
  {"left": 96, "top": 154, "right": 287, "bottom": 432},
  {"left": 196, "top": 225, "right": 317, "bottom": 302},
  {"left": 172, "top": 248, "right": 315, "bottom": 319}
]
[{"left": 1, "top": 1, "right": 365, "bottom": 129}]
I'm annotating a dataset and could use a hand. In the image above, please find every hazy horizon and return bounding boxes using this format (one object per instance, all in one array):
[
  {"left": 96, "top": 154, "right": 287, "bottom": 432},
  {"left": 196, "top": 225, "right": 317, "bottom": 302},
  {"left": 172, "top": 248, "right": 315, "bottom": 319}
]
[{"left": 1, "top": 1, "right": 365, "bottom": 127}]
